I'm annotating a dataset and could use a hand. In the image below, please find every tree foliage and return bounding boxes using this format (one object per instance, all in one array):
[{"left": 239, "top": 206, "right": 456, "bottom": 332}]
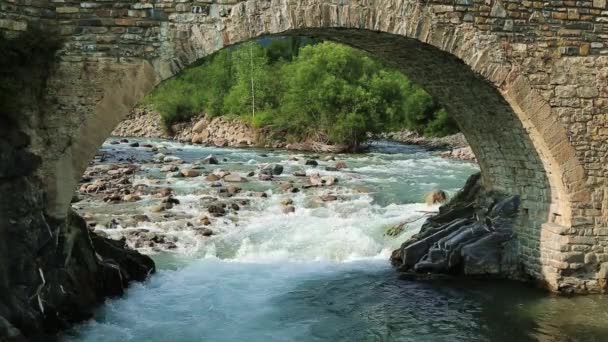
[{"left": 144, "top": 38, "right": 459, "bottom": 148}]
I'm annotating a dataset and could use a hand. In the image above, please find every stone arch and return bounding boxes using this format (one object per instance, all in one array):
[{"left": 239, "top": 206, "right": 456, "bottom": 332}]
[{"left": 4, "top": 0, "right": 604, "bottom": 292}]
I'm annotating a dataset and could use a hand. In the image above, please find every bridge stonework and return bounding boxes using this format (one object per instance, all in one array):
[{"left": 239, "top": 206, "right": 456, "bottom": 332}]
[{"left": 0, "top": 0, "right": 607, "bottom": 293}]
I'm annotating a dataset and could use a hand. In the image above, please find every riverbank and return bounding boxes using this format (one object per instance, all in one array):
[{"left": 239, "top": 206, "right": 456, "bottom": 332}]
[{"left": 112, "top": 108, "right": 476, "bottom": 161}]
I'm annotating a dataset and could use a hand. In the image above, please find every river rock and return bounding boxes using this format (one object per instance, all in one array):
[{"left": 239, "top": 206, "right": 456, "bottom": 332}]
[
  {"left": 335, "top": 161, "right": 348, "bottom": 170},
  {"left": 227, "top": 185, "right": 241, "bottom": 195},
  {"left": 199, "top": 216, "right": 211, "bottom": 225},
  {"left": 133, "top": 214, "right": 150, "bottom": 222},
  {"left": 323, "top": 155, "right": 335, "bottom": 161},
  {"left": 320, "top": 194, "right": 338, "bottom": 202},
  {"left": 157, "top": 187, "right": 173, "bottom": 197},
  {"left": 282, "top": 205, "right": 296, "bottom": 214},
  {"left": 321, "top": 175, "right": 337, "bottom": 186},
  {"left": 305, "top": 160, "right": 318, "bottom": 166},
  {"left": 122, "top": 194, "right": 141, "bottom": 202},
  {"left": 195, "top": 227, "right": 214, "bottom": 237},
  {"left": 129, "top": 142, "right": 140, "bottom": 147},
  {"left": 193, "top": 119, "right": 208, "bottom": 133},
  {"left": 160, "top": 165, "right": 179, "bottom": 172},
  {"left": 281, "top": 198, "right": 294, "bottom": 206},
  {"left": 259, "top": 174, "right": 273, "bottom": 181},
  {"left": 206, "top": 173, "right": 220, "bottom": 181},
  {"left": 207, "top": 203, "right": 226, "bottom": 217},
  {"left": 293, "top": 171, "right": 306, "bottom": 177},
  {"left": 180, "top": 169, "right": 200, "bottom": 178},
  {"left": 273, "top": 164, "right": 284, "bottom": 175},
  {"left": 203, "top": 154, "right": 219, "bottom": 165},
  {"left": 163, "top": 156, "right": 182, "bottom": 163},
  {"left": 325, "top": 166, "right": 339, "bottom": 172},
  {"left": 224, "top": 174, "right": 245, "bottom": 182}
]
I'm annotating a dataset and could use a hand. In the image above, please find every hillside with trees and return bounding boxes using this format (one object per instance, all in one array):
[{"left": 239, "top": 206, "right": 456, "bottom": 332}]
[{"left": 144, "top": 38, "right": 458, "bottom": 151}]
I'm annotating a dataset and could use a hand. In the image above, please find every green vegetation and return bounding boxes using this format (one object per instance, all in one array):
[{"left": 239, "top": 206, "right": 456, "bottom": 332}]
[{"left": 144, "top": 38, "right": 458, "bottom": 150}]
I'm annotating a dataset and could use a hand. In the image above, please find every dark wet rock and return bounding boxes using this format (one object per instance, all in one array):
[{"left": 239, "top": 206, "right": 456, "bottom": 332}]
[
  {"left": 120, "top": 138, "right": 129, "bottom": 143},
  {"left": 195, "top": 228, "right": 214, "bottom": 237},
  {"left": 129, "top": 142, "right": 140, "bottom": 147},
  {"left": 272, "top": 164, "right": 284, "bottom": 175},
  {"left": 391, "top": 172, "right": 520, "bottom": 278},
  {"left": 162, "top": 197, "right": 180, "bottom": 205},
  {"left": 325, "top": 166, "right": 339, "bottom": 172},
  {"left": 247, "top": 171, "right": 255, "bottom": 177},
  {"left": 207, "top": 203, "right": 226, "bottom": 217},
  {"left": 293, "top": 171, "right": 307, "bottom": 177},
  {"left": 305, "top": 160, "right": 318, "bottom": 166},
  {"left": 142, "top": 143, "right": 154, "bottom": 148},
  {"left": 110, "top": 140, "right": 120, "bottom": 145},
  {"left": 202, "top": 154, "right": 219, "bottom": 165},
  {"left": 230, "top": 203, "right": 240, "bottom": 211},
  {"left": 210, "top": 181, "right": 223, "bottom": 187}
]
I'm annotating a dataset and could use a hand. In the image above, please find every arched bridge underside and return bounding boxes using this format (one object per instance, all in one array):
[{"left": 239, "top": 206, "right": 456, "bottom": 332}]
[{"left": 1, "top": 0, "right": 607, "bottom": 301}]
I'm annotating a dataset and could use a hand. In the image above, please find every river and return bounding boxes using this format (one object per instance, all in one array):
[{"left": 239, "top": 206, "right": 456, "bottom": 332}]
[{"left": 64, "top": 139, "right": 608, "bottom": 342}]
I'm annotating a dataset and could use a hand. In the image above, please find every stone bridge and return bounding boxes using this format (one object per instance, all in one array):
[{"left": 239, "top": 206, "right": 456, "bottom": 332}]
[{"left": 1, "top": 0, "right": 608, "bottom": 335}]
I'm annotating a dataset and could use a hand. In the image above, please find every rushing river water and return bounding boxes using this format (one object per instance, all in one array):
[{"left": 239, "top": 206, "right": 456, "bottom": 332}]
[{"left": 64, "top": 139, "right": 608, "bottom": 342}]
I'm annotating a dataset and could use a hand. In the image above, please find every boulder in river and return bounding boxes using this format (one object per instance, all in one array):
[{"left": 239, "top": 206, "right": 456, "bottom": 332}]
[
  {"left": 273, "top": 164, "right": 284, "bottom": 175},
  {"left": 163, "top": 156, "right": 182, "bottom": 163},
  {"left": 207, "top": 203, "right": 226, "bottom": 217},
  {"left": 206, "top": 173, "right": 221, "bottom": 181},
  {"left": 195, "top": 227, "right": 214, "bottom": 237},
  {"left": 259, "top": 174, "right": 273, "bottom": 181},
  {"left": 320, "top": 194, "right": 338, "bottom": 202},
  {"left": 224, "top": 174, "right": 245, "bottom": 182},
  {"left": 180, "top": 169, "right": 200, "bottom": 178},
  {"left": 335, "top": 161, "right": 348, "bottom": 170},
  {"left": 391, "top": 173, "right": 520, "bottom": 279},
  {"left": 129, "top": 142, "right": 140, "bottom": 147},
  {"left": 160, "top": 165, "right": 179, "bottom": 172},
  {"left": 425, "top": 190, "right": 447, "bottom": 205},
  {"left": 305, "top": 160, "right": 318, "bottom": 166},
  {"left": 282, "top": 205, "right": 296, "bottom": 214},
  {"left": 203, "top": 154, "right": 219, "bottom": 165}
]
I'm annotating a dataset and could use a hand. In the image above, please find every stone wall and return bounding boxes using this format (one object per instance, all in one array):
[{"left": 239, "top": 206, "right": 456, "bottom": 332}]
[{"left": 0, "top": 0, "right": 606, "bottom": 294}]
